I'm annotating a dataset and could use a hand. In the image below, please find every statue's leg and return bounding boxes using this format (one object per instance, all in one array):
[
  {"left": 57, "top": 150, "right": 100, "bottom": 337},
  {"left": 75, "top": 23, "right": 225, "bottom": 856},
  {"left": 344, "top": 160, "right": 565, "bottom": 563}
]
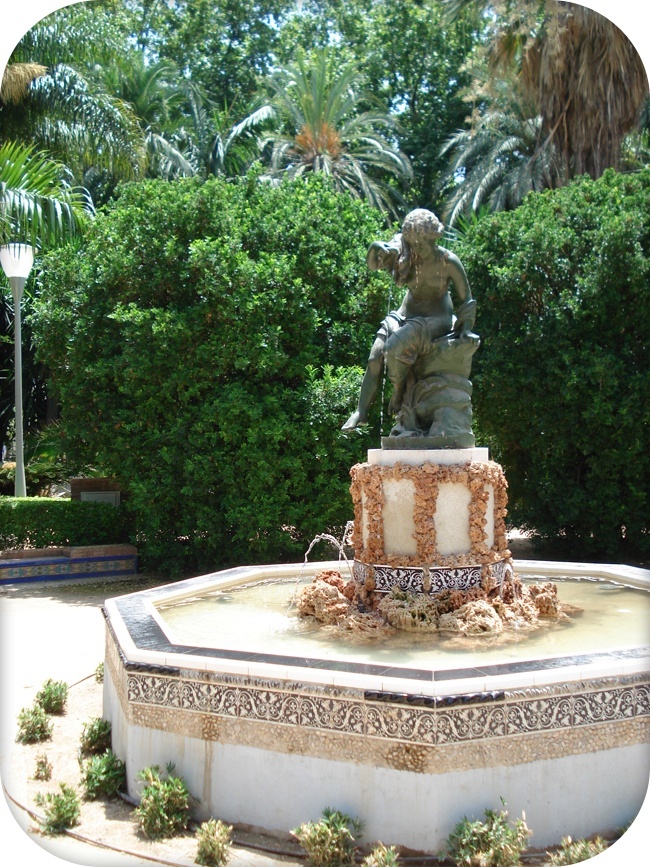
[
  {"left": 341, "top": 337, "right": 385, "bottom": 430},
  {"left": 385, "top": 322, "right": 424, "bottom": 415}
]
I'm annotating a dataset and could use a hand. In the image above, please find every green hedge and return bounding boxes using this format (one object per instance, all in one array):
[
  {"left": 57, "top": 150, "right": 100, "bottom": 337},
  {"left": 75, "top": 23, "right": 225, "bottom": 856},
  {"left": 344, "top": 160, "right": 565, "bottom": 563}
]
[
  {"left": 0, "top": 497, "right": 130, "bottom": 550},
  {"left": 455, "top": 168, "right": 650, "bottom": 557},
  {"left": 33, "top": 174, "right": 388, "bottom": 573}
]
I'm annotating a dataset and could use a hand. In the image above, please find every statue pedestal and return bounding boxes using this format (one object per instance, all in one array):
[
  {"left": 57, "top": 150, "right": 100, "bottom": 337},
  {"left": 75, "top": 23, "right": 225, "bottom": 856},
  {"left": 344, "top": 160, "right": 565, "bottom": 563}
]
[{"left": 349, "top": 448, "right": 512, "bottom": 595}]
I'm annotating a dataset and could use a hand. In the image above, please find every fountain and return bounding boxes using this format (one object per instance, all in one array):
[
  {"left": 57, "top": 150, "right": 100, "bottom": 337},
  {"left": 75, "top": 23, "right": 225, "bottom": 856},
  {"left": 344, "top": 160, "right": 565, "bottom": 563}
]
[{"left": 102, "top": 210, "right": 650, "bottom": 852}]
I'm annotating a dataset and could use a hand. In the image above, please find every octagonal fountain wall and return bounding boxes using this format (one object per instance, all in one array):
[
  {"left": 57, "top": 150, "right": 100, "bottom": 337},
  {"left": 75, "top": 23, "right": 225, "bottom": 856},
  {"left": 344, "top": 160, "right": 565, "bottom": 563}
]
[{"left": 103, "top": 554, "right": 650, "bottom": 853}]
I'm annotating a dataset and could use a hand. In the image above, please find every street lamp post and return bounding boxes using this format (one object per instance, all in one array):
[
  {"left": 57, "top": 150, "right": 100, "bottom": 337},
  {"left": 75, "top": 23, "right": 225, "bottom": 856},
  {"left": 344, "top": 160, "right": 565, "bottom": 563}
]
[{"left": 0, "top": 243, "right": 35, "bottom": 497}]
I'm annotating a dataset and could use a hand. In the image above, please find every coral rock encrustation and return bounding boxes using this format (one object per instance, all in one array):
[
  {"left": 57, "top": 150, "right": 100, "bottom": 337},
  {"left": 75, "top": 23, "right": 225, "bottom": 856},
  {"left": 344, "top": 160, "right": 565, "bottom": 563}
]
[
  {"left": 295, "top": 571, "right": 574, "bottom": 638},
  {"left": 349, "top": 458, "right": 512, "bottom": 595}
]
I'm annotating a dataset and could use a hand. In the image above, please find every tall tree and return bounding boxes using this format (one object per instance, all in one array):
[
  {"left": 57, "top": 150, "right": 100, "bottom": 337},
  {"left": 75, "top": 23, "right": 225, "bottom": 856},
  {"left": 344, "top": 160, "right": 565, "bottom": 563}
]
[
  {"left": 438, "top": 73, "right": 563, "bottom": 224},
  {"left": 1, "top": 3, "right": 147, "bottom": 201},
  {"left": 442, "top": 0, "right": 649, "bottom": 181},
  {"left": 262, "top": 49, "right": 412, "bottom": 217},
  {"left": 276, "top": 0, "right": 483, "bottom": 210},
  {"left": 154, "top": 0, "right": 296, "bottom": 106}
]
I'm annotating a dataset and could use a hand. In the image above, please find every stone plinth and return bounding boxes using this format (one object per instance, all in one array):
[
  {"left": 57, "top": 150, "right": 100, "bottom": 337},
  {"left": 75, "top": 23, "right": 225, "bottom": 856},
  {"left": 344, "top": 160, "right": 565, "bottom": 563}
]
[{"left": 349, "top": 449, "right": 511, "bottom": 594}]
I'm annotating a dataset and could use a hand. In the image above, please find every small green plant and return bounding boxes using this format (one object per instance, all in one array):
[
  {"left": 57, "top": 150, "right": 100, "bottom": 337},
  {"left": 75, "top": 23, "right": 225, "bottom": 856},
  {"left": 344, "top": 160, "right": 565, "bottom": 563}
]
[
  {"left": 79, "top": 717, "right": 112, "bottom": 756},
  {"left": 16, "top": 703, "right": 53, "bottom": 744},
  {"left": 33, "top": 753, "right": 53, "bottom": 781},
  {"left": 195, "top": 818, "right": 234, "bottom": 866},
  {"left": 34, "top": 783, "right": 80, "bottom": 835},
  {"left": 35, "top": 679, "right": 69, "bottom": 715},
  {"left": 547, "top": 835, "right": 609, "bottom": 864},
  {"left": 363, "top": 843, "right": 399, "bottom": 867},
  {"left": 95, "top": 662, "right": 104, "bottom": 683},
  {"left": 444, "top": 800, "right": 531, "bottom": 867},
  {"left": 134, "top": 764, "right": 191, "bottom": 839},
  {"left": 80, "top": 749, "right": 126, "bottom": 800},
  {"left": 292, "top": 807, "right": 364, "bottom": 867}
]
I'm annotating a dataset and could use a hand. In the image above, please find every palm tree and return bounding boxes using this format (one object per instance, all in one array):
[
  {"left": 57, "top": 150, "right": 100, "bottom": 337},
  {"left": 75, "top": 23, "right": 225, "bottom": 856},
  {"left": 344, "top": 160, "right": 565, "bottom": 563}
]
[
  {"left": 0, "top": 63, "right": 47, "bottom": 105},
  {"left": 262, "top": 49, "right": 412, "bottom": 216},
  {"left": 0, "top": 141, "right": 91, "bottom": 465},
  {"left": 438, "top": 75, "right": 563, "bottom": 224},
  {"left": 1, "top": 6, "right": 147, "bottom": 200},
  {"left": 441, "top": 1, "right": 648, "bottom": 182},
  {"left": 0, "top": 141, "right": 90, "bottom": 247},
  {"left": 158, "top": 83, "right": 274, "bottom": 180}
]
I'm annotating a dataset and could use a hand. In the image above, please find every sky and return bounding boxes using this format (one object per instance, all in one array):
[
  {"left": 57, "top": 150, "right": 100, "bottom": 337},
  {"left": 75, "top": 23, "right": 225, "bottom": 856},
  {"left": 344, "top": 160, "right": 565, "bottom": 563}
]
[{"left": 1, "top": 2, "right": 649, "bottom": 867}]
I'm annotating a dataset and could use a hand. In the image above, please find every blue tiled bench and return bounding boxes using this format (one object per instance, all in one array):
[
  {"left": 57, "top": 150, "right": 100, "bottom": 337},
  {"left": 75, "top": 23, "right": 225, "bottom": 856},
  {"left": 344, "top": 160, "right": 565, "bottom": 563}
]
[{"left": 0, "top": 545, "right": 138, "bottom": 585}]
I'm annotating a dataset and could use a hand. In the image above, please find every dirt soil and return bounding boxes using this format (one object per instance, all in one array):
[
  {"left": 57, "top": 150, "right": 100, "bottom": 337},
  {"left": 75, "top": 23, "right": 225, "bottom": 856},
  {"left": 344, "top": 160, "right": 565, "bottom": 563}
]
[{"left": 10, "top": 675, "right": 303, "bottom": 867}]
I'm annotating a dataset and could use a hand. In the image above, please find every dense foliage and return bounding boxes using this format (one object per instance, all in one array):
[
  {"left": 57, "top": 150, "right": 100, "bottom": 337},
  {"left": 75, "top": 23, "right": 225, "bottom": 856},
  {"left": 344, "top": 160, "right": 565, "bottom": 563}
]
[
  {"left": 0, "top": 497, "right": 129, "bottom": 549},
  {"left": 455, "top": 169, "right": 650, "bottom": 557},
  {"left": 33, "top": 175, "right": 392, "bottom": 572}
]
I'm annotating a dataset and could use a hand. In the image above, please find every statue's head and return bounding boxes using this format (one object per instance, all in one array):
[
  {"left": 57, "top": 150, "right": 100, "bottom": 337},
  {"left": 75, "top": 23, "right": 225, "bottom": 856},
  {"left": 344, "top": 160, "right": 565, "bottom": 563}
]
[{"left": 401, "top": 209, "right": 444, "bottom": 244}]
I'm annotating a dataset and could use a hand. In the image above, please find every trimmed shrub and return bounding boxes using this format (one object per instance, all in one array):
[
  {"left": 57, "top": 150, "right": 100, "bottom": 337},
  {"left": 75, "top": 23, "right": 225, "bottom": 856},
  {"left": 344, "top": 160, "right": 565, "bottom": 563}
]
[
  {"left": 292, "top": 807, "right": 363, "bottom": 867},
  {"left": 455, "top": 169, "right": 650, "bottom": 557},
  {"left": 33, "top": 753, "right": 53, "bottom": 781},
  {"left": 547, "top": 835, "right": 609, "bottom": 864},
  {"left": 443, "top": 801, "right": 530, "bottom": 867},
  {"left": 195, "top": 818, "right": 233, "bottom": 867},
  {"left": 33, "top": 174, "right": 389, "bottom": 574},
  {"left": 16, "top": 703, "right": 52, "bottom": 744},
  {"left": 35, "top": 783, "right": 80, "bottom": 835},
  {"left": 134, "top": 764, "right": 191, "bottom": 839},
  {"left": 0, "top": 497, "right": 130, "bottom": 549},
  {"left": 79, "top": 717, "right": 112, "bottom": 757},
  {"left": 35, "top": 678, "right": 68, "bottom": 715},
  {"left": 80, "top": 749, "right": 126, "bottom": 800},
  {"left": 363, "top": 843, "right": 399, "bottom": 867}
]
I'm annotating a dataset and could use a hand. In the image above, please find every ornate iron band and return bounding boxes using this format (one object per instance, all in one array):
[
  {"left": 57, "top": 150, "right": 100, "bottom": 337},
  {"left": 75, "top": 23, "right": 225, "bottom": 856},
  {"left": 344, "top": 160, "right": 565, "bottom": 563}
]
[{"left": 353, "top": 558, "right": 511, "bottom": 594}]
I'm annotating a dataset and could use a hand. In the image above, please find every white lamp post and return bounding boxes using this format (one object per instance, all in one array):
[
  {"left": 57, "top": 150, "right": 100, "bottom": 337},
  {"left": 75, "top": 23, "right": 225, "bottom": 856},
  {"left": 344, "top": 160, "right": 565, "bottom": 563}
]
[{"left": 0, "top": 243, "right": 35, "bottom": 497}]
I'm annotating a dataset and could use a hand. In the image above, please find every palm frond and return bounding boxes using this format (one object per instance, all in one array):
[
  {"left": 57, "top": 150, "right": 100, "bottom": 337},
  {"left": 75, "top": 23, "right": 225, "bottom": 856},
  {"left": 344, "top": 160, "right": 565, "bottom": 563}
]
[{"left": 0, "top": 141, "right": 90, "bottom": 248}]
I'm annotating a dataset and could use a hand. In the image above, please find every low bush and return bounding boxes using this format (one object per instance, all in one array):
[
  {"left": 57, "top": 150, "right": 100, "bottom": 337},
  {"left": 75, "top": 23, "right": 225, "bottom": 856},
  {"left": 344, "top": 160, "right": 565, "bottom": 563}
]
[
  {"left": 16, "top": 703, "right": 52, "bottom": 744},
  {"left": 362, "top": 843, "right": 399, "bottom": 867},
  {"left": 547, "top": 835, "right": 609, "bottom": 864},
  {"left": 292, "top": 807, "right": 364, "bottom": 867},
  {"left": 0, "top": 496, "right": 130, "bottom": 549},
  {"left": 94, "top": 662, "right": 104, "bottom": 683},
  {"left": 195, "top": 818, "right": 233, "bottom": 867},
  {"left": 79, "top": 717, "right": 112, "bottom": 756},
  {"left": 80, "top": 749, "right": 126, "bottom": 800},
  {"left": 34, "top": 783, "right": 80, "bottom": 835},
  {"left": 134, "top": 764, "right": 191, "bottom": 839},
  {"left": 35, "top": 679, "right": 68, "bottom": 715},
  {"left": 444, "top": 800, "right": 530, "bottom": 867},
  {"left": 33, "top": 753, "right": 53, "bottom": 781}
]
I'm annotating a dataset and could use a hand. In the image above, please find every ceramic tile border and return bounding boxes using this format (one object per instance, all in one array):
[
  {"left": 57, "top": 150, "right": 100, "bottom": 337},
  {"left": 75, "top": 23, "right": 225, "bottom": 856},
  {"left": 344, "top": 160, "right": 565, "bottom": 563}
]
[
  {"left": 107, "top": 638, "right": 649, "bottom": 774},
  {"left": 104, "top": 574, "right": 650, "bottom": 697},
  {"left": 110, "top": 623, "right": 648, "bottom": 750},
  {"left": 0, "top": 553, "right": 137, "bottom": 585}
]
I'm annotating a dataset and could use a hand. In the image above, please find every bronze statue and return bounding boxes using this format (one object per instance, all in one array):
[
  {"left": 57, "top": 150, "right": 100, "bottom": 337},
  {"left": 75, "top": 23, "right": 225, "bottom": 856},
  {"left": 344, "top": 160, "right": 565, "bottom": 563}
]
[{"left": 342, "top": 209, "right": 480, "bottom": 448}]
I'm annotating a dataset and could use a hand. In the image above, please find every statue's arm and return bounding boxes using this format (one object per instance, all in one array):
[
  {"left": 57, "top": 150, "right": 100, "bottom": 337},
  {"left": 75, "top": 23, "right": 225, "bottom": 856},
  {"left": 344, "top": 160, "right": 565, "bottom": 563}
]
[
  {"left": 445, "top": 251, "right": 472, "bottom": 303},
  {"left": 446, "top": 252, "right": 477, "bottom": 334},
  {"left": 366, "top": 233, "right": 402, "bottom": 274}
]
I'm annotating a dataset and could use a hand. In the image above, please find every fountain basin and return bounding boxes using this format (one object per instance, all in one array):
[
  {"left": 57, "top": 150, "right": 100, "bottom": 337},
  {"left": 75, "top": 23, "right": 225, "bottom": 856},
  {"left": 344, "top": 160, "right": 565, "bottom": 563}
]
[{"left": 103, "top": 559, "right": 650, "bottom": 851}]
